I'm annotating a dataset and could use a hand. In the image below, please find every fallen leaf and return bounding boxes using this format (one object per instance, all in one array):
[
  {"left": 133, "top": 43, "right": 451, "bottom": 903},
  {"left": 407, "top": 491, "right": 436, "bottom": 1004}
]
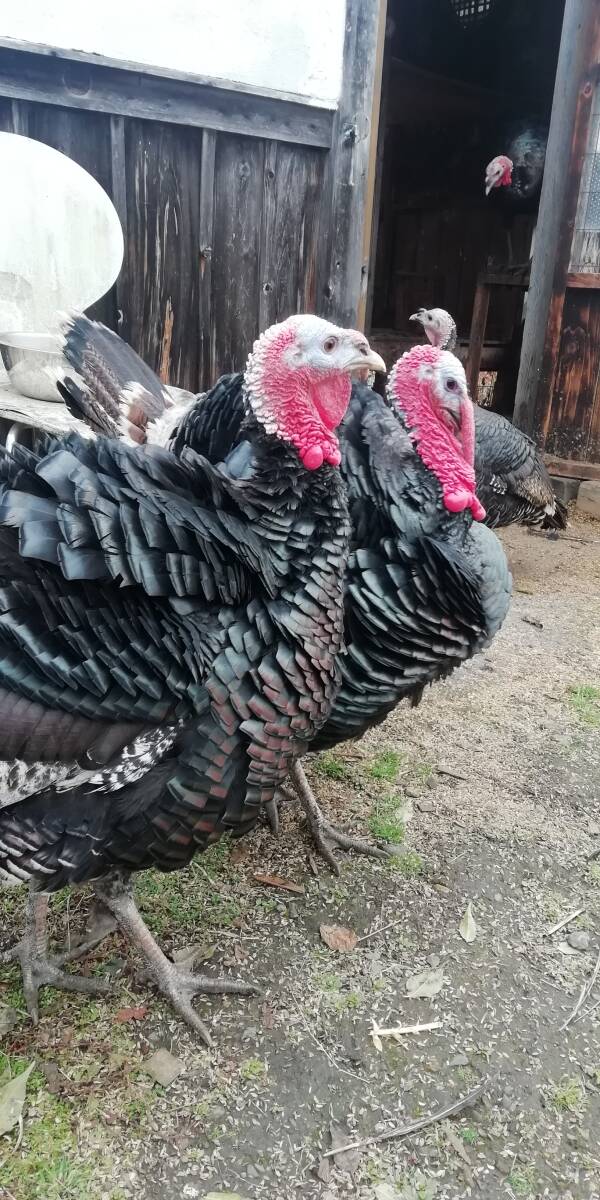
[
  {"left": 329, "top": 1119, "right": 361, "bottom": 1175},
  {"left": 230, "top": 843, "right": 251, "bottom": 865},
  {"left": 0, "top": 1005, "right": 18, "bottom": 1038},
  {"left": 172, "top": 944, "right": 207, "bottom": 968},
  {"left": 143, "top": 1048, "right": 185, "bottom": 1088},
  {"left": 261, "top": 1001, "right": 275, "bottom": 1030},
  {"left": 558, "top": 940, "right": 580, "bottom": 956},
  {"left": 316, "top": 1156, "right": 332, "bottom": 1183},
  {"left": 374, "top": 1186, "right": 398, "bottom": 1200},
  {"left": 0, "top": 1062, "right": 34, "bottom": 1137},
  {"left": 459, "top": 902, "right": 477, "bottom": 944},
  {"left": 39, "top": 1061, "right": 62, "bottom": 1094},
  {"left": 253, "top": 872, "right": 305, "bottom": 895},
  {"left": 320, "top": 924, "right": 359, "bottom": 953},
  {"left": 405, "top": 965, "right": 444, "bottom": 999},
  {"left": 114, "top": 1005, "right": 148, "bottom": 1023}
]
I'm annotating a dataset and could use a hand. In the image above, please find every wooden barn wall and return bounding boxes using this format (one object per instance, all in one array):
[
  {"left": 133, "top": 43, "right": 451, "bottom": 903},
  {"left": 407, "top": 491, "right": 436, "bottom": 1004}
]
[
  {"left": 0, "top": 94, "right": 325, "bottom": 392},
  {"left": 544, "top": 69, "right": 600, "bottom": 463}
]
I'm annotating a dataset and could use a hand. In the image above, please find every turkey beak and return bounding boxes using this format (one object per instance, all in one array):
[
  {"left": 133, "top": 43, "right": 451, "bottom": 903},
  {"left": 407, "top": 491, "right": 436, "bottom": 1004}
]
[
  {"left": 345, "top": 338, "right": 386, "bottom": 376},
  {"left": 409, "top": 309, "right": 426, "bottom": 327},
  {"left": 485, "top": 179, "right": 493, "bottom": 196}
]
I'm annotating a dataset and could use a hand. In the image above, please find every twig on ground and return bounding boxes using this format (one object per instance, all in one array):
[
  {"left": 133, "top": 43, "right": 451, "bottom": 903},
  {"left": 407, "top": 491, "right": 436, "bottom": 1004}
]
[
  {"left": 436, "top": 767, "right": 469, "bottom": 782},
  {"left": 371, "top": 1019, "right": 442, "bottom": 1048},
  {"left": 320, "top": 1078, "right": 489, "bottom": 1158},
  {"left": 356, "top": 917, "right": 405, "bottom": 944},
  {"left": 545, "top": 907, "right": 585, "bottom": 937},
  {"left": 561, "top": 948, "right": 600, "bottom": 1031}
]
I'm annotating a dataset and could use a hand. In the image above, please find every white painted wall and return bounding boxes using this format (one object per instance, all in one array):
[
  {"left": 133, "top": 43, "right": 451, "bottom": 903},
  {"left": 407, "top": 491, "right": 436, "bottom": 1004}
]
[{"left": 2, "top": 0, "right": 347, "bottom": 106}]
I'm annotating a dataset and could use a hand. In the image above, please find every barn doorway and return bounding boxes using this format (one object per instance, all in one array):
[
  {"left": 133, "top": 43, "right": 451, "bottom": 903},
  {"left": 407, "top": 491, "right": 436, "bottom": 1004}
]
[{"left": 367, "top": 0, "right": 565, "bottom": 417}]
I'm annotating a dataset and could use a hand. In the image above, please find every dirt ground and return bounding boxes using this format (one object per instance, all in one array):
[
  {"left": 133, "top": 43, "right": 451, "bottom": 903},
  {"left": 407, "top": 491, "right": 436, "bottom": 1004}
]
[{"left": 1, "top": 514, "right": 600, "bottom": 1200}]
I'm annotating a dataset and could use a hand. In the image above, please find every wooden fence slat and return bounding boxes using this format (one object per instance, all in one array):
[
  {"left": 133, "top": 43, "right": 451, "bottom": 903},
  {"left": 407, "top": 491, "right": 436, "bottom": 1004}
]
[
  {"left": 199, "top": 129, "right": 216, "bottom": 390},
  {"left": 212, "top": 134, "right": 264, "bottom": 375}
]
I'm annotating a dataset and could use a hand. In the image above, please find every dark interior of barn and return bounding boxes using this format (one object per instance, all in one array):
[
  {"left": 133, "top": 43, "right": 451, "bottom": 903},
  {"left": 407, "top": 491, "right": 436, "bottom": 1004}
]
[{"left": 368, "top": 0, "right": 565, "bottom": 416}]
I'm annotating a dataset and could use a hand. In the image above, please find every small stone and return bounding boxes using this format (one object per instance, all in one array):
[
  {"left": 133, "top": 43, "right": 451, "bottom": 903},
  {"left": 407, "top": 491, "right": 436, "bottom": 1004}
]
[
  {"left": 417, "top": 798, "right": 435, "bottom": 813},
  {"left": 449, "top": 1052, "right": 469, "bottom": 1067},
  {"left": 588, "top": 820, "right": 600, "bottom": 837},
  {"left": 0, "top": 1005, "right": 18, "bottom": 1037},
  {"left": 143, "top": 1048, "right": 185, "bottom": 1088},
  {"left": 241, "top": 1025, "right": 258, "bottom": 1040},
  {"left": 567, "top": 930, "right": 590, "bottom": 951},
  {"left": 427, "top": 953, "right": 441, "bottom": 967}
]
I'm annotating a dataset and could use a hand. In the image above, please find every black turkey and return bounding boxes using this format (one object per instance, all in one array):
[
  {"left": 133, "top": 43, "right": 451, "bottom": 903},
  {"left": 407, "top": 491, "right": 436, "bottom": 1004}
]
[
  {"left": 0, "top": 315, "right": 386, "bottom": 1037},
  {"left": 410, "top": 307, "right": 567, "bottom": 531},
  {"left": 58, "top": 317, "right": 511, "bottom": 871},
  {"left": 484, "top": 121, "right": 548, "bottom": 265}
]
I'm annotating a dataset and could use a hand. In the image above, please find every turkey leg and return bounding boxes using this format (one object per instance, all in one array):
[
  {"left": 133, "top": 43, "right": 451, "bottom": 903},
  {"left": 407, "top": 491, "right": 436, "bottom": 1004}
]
[
  {"left": 94, "top": 870, "right": 258, "bottom": 1045},
  {"left": 1, "top": 888, "right": 110, "bottom": 1023},
  {"left": 289, "top": 761, "right": 393, "bottom": 875}
]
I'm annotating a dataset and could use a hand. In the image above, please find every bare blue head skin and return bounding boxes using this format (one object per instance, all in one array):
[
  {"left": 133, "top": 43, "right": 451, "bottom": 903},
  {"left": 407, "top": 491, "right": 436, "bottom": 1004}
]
[{"left": 410, "top": 307, "right": 457, "bottom": 353}]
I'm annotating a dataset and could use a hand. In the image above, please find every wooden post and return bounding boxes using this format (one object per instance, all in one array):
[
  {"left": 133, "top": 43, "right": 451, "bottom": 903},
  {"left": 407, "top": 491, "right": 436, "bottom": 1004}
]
[
  {"left": 465, "top": 278, "right": 491, "bottom": 399},
  {"left": 513, "top": 0, "right": 600, "bottom": 439},
  {"left": 319, "top": 0, "right": 387, "bottom": 329}
]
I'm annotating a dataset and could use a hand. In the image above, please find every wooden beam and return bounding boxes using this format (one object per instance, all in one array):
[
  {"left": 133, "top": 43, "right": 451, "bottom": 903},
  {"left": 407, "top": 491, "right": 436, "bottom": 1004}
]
[
  {"left": 358, "top": 0, "right": 388, "bottom": 331},
  {"left": 545, "top": 454, "right": 600, "bottom": 482},
  {"left": 514, "top": 0, "right": 600, "bottom": 439},
  {"left": 198, "top": 130, "right": 216, "bottom": 390},
  {"left": 109, "top": 115, "right": 129, "bottom": 339},
  {"left": 0, "top": 47, "right": 334, "bottom": 149},
  {"left": 466, "top": 281, "right": 491, "bottom": 398},
  {"left": 318, "top": 0, "right": 386, "bottom": 327},
  {"left": 566, "top": 271, "right": 600, "bottom": 288}
]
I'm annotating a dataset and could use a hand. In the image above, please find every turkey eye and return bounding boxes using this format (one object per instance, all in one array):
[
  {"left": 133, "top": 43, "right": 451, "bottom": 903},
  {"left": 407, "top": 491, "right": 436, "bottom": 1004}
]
[
  {"left": 323, "top": 337, "right": 338, "bottom": 352},
  {"left": 446, "top": 378, "right": 458, "bottom": 391}
]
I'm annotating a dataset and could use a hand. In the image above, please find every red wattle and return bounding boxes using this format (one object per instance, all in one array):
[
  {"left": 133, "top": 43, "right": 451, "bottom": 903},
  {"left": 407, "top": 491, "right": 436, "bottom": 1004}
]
[{"left": 302, "top": 445, "right": 325, "bottom": 470}]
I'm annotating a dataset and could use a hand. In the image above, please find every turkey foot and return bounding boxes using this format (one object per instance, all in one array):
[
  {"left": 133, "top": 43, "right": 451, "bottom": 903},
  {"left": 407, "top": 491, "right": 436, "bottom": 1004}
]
[
  {"left": 289, "top": 761, "right": 394, "bottom": 875},
  {"left": 94, "top": 871, "right": 259, "bottom": 1045},
  {"left": 1, "top": 891, "right": 110, "bottom": 1023}
]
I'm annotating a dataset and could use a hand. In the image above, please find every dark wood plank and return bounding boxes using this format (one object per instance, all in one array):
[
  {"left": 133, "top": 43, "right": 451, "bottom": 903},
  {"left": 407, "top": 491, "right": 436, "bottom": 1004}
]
[
  {"left": 211, "top": 133, "right": 264, "bottom": 375},
  {"left": 545, "top": 290, "right": 600, "bottom": 461},
  {"left": 566, "top": 271, "right": 600, "bottom": 288},
  {"left": 514, "top": 0, "right": 600, "bottom": 438},
  {"left": 544, "top": 453, "right": 600, "bottom": 481},
  {"left": 109, "top": 115, "right": 128, "bottom": 338},
  {"left": 125, "top": 120, "right": 201, "bottom": 390},
  {"left": 0, "top": 47, "right": 333, "bottom": 149},
  {"left": 258, "top": 142, "right": 324, "bottom": 331},
  {"left": 318, "top": 0, "right": 387, "bottom": 326},
  {"left": 466, "top": 280, "right": 491, "bottom": 398},
  {"left": 28, "top": 103, "right": 116, "bottom": 328},
  {"left": 198, "top": 130, "right": 216, "bottom": 391}
]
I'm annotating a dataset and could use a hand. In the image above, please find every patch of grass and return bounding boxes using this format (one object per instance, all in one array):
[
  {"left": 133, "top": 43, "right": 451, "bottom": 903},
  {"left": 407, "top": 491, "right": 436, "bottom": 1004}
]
[
  {"left": 459, "top": 1125, "right": 479, "bottom": 1145},
  {"left": 367, "top": 749, "right": 404, "bottom": 782},
  {"left": 314, "top": 752, "right": 350, "bottom": 780},
  {"left": 587, "top": 862, "right": 600, "bottom": 886},
  {"left": 1, "top": 1093, "right": 95, "bottom": 1200},
  {"left": 239, "top": 1057, "right": 267, "bottom": 1082},
  {"left": 387, "top": 850, "right": 423, "bottom": 878},
  {"left": 567, "top": 684, "right": 600, "bottom": 727},
  {"left": 552, "top": 1076, "right": 585, "bottom": 1112},
  {"left": 368, "top": 788, "right": 406, "bottom": 844},
  {"left": 134, "top": 840, "right": 242, "bottom": 936},
  {"left": 507, "top": 1166, "right": 537, "bottom": 1196}
]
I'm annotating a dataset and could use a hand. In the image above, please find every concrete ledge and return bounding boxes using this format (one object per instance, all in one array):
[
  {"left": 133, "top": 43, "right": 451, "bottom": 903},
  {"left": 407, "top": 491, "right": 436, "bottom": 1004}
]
[
  {"left": 550, "top": 475, "right": 580, "bottom": 504},
  {"left": 576, "top": 480, "right": 600, "bottom": 520}
]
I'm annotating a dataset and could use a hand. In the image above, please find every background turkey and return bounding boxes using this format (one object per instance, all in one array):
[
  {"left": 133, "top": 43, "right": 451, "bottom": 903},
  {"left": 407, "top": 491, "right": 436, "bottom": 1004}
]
[
  {"left": 410, "top": 307, "right": 567, "bottom": 531},
  {"left": 58, "top": 316, "right": 511, "bottom": 871},
  {"left": 0, "top": 315, "right": 386, "bottom": 1038},
  {"left": 484, "top": 121, "right": 548, "bottom": 266}
]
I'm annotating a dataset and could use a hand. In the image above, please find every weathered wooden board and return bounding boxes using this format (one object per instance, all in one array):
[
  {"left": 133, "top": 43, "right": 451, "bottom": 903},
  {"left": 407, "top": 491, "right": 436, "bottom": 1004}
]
[
  {"left": 259, "top": 143, "right": 324, "bottom": 330},
  {"left": 125, "top": 119, "right": 201, "bottom": 391},
  {"left": 211, "top": 134, "right": 264, "bottom": 377},
  {"left": 546, "top": 289, "right": 600, "bottom": 462},
  {"left": 0, "top": 47, "right": 333, "bottom": 149}
]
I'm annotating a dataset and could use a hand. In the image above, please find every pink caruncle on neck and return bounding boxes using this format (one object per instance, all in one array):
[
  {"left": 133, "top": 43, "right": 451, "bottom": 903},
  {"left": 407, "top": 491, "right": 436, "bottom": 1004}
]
[
  {"left": 389, "top": 344, "right": 486, "bottom": 521},
  {"left": 244, "top": 324, "right": 350, "bottom": 469}
]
